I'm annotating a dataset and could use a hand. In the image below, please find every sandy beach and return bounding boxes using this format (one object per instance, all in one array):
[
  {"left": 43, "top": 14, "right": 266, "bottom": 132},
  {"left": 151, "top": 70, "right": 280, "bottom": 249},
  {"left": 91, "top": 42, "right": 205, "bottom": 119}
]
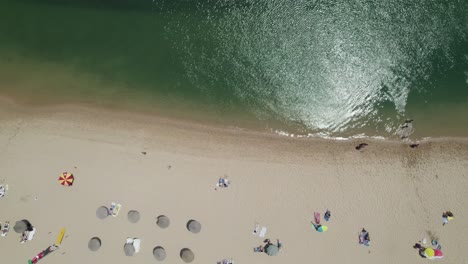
[{"left": 0, "top": 98, "right": 467, "bottom": 264}]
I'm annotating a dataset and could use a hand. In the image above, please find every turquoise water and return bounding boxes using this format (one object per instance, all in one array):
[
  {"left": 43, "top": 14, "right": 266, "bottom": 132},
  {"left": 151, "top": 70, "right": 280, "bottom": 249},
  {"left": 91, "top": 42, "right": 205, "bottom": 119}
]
[{"left": 1, "top": 0, "right": 467, "bottom": 138}]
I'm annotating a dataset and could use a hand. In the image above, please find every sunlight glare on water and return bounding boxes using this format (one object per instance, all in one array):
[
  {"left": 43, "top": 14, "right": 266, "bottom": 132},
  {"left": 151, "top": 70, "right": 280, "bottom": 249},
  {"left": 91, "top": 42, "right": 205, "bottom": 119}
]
[{"left": 161, "top": 0, "right": 467, "bottom": 137}]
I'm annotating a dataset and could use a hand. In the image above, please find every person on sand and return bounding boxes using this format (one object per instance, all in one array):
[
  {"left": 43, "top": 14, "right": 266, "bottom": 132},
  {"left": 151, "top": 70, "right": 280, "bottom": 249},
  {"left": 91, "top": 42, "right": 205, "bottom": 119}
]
[
  {"left": 442, "top": 212, "right": 449, "bottom": 226},
  {"left": 359, "top": 228, "right": 370, "bottom": 246},
  {"left": 446, "top": 211, "right": 454, "bottom": 219},
  {"left": 442, "top": 211, "right": 454, "bottom": 226},
  {"left": 277, "top": 239, "right": 282, "bottom": 250},
  {"left": 312, "top": 222, "right": 322, "bottom": 230},
  {"left": 418, "top": 247, "right": 427, "bottom": 258},
  {"left": 355, "top": 143, "right": 368, "bottom": 150},
  {"left": 253, "top": 245, "right": 264, "bottom": 253},
  {"left": 324, "top": 210, "right": 331, "bottom": 222}
]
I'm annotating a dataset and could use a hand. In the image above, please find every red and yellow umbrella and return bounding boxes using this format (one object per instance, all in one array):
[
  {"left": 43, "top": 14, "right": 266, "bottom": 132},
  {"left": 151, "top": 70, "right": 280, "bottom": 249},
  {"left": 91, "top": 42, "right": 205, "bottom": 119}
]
[{"left": 58, "top": 172, "right": 74, "bottom": 186}]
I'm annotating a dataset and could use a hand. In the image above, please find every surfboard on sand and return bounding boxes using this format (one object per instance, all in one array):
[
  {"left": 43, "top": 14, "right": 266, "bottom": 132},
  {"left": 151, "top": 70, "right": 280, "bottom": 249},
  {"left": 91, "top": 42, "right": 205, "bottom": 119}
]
[{"left": 56, "top": 228, "right": 65, "bottom": 246}]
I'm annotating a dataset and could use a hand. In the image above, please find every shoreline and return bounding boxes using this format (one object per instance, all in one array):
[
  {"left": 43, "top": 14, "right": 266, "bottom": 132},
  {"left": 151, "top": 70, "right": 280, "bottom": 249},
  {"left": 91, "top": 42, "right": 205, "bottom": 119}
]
[
  {"left": 1, "top": 95, "right": 467, "bottom": 146},
  {"left": 0, "top": 96, "right": 467, "bottom": 264}
]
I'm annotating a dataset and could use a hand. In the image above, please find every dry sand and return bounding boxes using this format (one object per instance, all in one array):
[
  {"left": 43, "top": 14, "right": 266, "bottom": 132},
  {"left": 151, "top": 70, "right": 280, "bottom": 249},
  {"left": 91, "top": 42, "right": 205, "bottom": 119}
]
[{"left": 0, "top": 99, "right": 467, "bottom": 264}]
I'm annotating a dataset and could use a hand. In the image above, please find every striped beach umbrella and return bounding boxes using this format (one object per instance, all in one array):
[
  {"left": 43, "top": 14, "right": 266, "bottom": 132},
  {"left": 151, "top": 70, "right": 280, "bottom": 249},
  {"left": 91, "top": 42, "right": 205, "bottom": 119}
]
[{"left": 58, "top": 172, "right": 74, "bottom": 186}]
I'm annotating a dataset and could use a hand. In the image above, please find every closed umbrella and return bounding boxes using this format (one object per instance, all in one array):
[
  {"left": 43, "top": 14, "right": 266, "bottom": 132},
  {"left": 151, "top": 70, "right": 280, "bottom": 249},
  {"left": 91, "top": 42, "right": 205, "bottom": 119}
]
[
  {"left": 265, "top": 244, "right": 279, "bottom": 256},
  {"left": 128, "top": 210, "right": 140, "bottom": 223},
  {"left": 157, "top": 215, "right": 170, "bottom": 229},
  {"left": 96, "top": 206, "right": 109, "bottom": 219},
  {"left": 187, "top": 220, "right": 201, "bottom": 233},
  {"left": 124, "top": 243, "right": 135, "bottom": 256},
  {"left": 180, "top": 248, "right": 194, "bottom": 263},
  {"left": 153, "top": 246, "right": 166, "bottom": 261},
  {"left": 88, "top": 237, "right": 101, "bottom": 251}
]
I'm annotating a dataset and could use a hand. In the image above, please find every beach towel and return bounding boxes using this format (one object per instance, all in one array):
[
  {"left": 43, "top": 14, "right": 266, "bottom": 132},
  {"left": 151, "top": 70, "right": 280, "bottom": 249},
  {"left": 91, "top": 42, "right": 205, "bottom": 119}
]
[
  {"left": 133, "top": 239, "right": 141, "bottom": 253},
  {"left": 314, "top": 212, "right": 321, "bottom": 225},
  {"left": 1, "top": 221, "right": 10, "bottom": 236},
  {"left": 0, "top": 185, "right": 6, "bottom": 197},
  {"left": 110, "top": 202, "right": 122, "bottom": 217},
  {"left": 27, "top": 228, "right": 36, "bottom": 241},
  {"left": 259, "top": 227, "right": 267, "bottom": 238}
]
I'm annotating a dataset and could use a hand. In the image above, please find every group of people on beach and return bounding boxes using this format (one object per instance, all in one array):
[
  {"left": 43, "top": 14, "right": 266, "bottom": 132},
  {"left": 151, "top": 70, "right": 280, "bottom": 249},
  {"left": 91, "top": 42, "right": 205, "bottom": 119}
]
[
  {"left": 412, "top": 211, "right": 454, "bottom": 259},
  {"left": 311, "top": 209, "right": 372, "bottom": 247},
  {"left": 311, "top": 210, "right": 331, "bottom": 233},
  {"left": 355, "top": 119, "right": 419, "bottom": 151},
  {"left": 254, "top": 239, "right": 282, "bottom": 253}
]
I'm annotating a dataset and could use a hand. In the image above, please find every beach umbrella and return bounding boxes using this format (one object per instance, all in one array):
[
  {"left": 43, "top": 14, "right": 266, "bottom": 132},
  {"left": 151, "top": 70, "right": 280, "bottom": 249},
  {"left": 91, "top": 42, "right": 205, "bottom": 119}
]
[
  {"left": 124, "top": 243, "right": 135, "bottom": 256},
  {"left": 14, "top": 220, "right": 32, "bottom": 233},
  {"left": 127, "top": 210, "right": 140, "bottom": 223},
  {"left": 14, "top": 221, "right": 27, "bottom": 233},
  {"left": 424, "top": 248, "right": 435, "bottom": 258},
  {"left": 153, "top": 246, "right": 166, "bottom": 261},
  {"left": 58, "top": 172, "right": 74, "bottom": 186},
  {"left": 180, "top": 248, "right": 194, "bottom": 263},
  {"left": 156, "top": 215, "right": 170, "bottom": 229},
  {"left": 187, "top": 220, "right": 201, "bottom": 233},
  {"left": 434, "top": 249, "right": 443, "bottom": 258},
  {"left": 88, "top": 237, "right": 101, "bottom": 251},
  {"left": 265, "top": 244, "right": 279, "bottom": 256},
  {"left": 96, "top": 206, "right": 109, "bottom": 219},
  {"left": 314, "top": 225, "right": 328, "bottom": 232}
]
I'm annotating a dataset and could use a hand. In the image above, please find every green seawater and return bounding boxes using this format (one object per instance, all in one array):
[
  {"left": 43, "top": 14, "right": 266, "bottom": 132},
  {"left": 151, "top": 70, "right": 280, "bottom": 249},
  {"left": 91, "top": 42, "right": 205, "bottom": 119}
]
[{"left": 1, "top": 0, "right": 468, "bottom": 139}]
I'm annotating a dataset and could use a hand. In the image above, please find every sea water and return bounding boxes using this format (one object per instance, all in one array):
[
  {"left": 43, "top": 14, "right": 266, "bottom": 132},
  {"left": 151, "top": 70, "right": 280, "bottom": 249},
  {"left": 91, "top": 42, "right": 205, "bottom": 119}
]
[{"left": 0, "top": 0, "right": 467, "bottom": 139}]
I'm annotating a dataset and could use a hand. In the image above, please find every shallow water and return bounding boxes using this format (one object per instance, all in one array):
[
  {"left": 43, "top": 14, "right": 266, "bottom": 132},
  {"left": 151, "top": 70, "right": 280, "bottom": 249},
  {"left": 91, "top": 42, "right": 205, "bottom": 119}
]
[{"left": 1, "top": 0, "right": 467, "bottom": 139}]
